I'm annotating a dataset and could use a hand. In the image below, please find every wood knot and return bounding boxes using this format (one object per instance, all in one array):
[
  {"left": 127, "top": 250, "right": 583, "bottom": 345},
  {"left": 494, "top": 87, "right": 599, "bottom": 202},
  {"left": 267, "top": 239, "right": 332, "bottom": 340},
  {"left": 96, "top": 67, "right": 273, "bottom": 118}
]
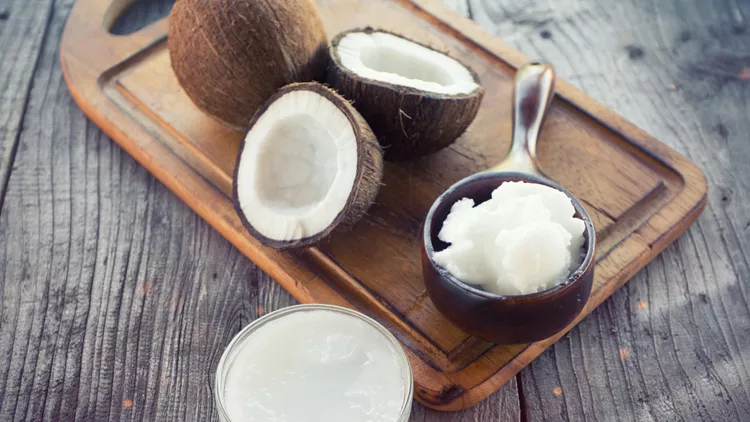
[
  {"left": 715, "top": 123, "right": 729, "bottom": 140},
  {"left": 625, "top": 45, "right": 645, "bottom": 61},
  {"left": 721, "top": 188, "right": 732, "bottom": 203}
]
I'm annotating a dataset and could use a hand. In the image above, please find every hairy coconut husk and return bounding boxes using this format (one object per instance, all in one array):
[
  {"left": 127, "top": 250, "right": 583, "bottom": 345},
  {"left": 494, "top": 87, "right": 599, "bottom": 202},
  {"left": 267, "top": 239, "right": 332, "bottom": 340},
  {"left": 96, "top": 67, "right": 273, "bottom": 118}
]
[
  {"left": 328, "top": 28, "right": 485, "bottom": 161},
  {"left": 233, "top": 82, "right": 383, "bottom": 250},
  {"left": 168, "top": 0, "right": 329, "bottom": 129}
]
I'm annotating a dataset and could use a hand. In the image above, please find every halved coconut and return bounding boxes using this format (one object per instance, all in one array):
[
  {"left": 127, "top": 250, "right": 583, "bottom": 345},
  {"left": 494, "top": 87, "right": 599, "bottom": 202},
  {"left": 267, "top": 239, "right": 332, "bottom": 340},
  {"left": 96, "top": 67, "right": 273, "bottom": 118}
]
[
  {"left": 328, "top": 28, "right": 485, "bottom": 160},
  {"left": 233, "top": 82, "right": 383, "bottom": 249}
]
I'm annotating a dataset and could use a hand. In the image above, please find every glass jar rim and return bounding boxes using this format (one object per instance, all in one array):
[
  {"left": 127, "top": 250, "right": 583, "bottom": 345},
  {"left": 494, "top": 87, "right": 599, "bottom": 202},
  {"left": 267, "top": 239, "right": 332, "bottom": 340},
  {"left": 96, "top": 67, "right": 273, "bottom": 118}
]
[{"left": 214, "top": 303, "right": 414, "bottom": 422}]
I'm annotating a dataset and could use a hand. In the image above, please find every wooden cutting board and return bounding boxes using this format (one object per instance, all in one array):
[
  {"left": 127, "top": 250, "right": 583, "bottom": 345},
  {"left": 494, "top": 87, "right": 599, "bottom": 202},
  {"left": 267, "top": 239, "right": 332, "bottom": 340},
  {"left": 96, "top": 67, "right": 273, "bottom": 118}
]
[{"left": 60, "top": 0, "right": 707, "bottom": 411}]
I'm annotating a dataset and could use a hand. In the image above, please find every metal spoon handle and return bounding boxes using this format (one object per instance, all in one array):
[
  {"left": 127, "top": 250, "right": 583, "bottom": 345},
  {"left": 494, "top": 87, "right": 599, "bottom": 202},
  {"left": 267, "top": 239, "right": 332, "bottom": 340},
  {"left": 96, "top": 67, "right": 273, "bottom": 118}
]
[{"left": 489, "top": 61, "right": 556, "bottom": 175}]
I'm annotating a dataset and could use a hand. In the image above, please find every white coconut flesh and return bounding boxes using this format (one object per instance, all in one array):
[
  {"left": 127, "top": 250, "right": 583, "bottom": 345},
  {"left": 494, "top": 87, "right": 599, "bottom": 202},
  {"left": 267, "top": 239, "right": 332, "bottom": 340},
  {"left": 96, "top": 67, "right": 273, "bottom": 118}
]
[
  {"left": 236, "top": 90, "right": 358, "bottom": 242},
  {"left": 336, "top": 31, "right": 479, "bottom": 95}
]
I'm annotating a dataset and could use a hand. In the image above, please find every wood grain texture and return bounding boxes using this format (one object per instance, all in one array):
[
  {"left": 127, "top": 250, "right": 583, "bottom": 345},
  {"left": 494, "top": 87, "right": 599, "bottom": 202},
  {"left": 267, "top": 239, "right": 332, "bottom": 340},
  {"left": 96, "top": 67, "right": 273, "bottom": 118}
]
[
  {"left": 58, "top": 0, "right": 706, "bottom": 410},
  {"left": 434, "top": 0, "right": 470, "bottom": 20},
  {"left": 0, "top": 0, "right": 55, "bottom": 210},
  {"left": 467, "top": 0, "right": 750, "bottom": 419},
  {"left": 0, "top": 0, "right": 739, "bottom": 421}
]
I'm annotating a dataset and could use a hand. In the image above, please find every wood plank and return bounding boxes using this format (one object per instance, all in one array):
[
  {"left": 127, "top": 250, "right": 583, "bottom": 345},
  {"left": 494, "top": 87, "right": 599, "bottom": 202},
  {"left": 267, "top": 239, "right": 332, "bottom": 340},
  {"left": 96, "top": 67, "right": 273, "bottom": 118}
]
[
  {"left": 0, "top": 0, "right": 54, "bottom": 210},
  {"left": 0, "top": 0, "right": 291, "bottom": 421},
  {"left": 467, "top": 0, "right": 750, "bottom": 419}
]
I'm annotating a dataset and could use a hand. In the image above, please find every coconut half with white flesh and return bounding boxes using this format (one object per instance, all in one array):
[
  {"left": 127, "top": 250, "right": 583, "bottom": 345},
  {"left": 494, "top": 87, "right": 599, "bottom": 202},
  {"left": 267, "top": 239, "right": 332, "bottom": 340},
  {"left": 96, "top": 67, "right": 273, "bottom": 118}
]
[
  {"left": 233, "top": 82, "right": 383, "bottom": 249},
  {"left": 328, "top": 28, "right": 485, "bottom": 160}
]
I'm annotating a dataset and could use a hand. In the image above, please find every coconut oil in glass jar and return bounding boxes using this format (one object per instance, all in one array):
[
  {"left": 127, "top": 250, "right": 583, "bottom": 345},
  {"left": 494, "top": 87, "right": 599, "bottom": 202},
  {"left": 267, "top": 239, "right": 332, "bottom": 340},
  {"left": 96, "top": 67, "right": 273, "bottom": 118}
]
[{"left": 215, "top": 304, "right": 413, "bottom": 422}]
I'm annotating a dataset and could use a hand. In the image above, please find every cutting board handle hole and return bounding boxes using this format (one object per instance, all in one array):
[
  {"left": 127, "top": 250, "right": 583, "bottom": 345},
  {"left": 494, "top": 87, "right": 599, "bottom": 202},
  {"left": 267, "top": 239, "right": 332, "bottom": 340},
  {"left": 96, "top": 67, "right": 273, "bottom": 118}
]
[{"left": 109, "top": 0, "right": 175, "bottom": 36}]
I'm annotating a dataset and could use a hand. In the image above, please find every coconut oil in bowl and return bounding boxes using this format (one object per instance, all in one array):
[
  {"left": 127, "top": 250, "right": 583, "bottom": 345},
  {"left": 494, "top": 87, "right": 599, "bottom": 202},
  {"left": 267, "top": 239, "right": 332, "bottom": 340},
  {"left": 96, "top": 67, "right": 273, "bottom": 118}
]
[{"left": 421, "top": 62, "right": 596, "bottom": 344}]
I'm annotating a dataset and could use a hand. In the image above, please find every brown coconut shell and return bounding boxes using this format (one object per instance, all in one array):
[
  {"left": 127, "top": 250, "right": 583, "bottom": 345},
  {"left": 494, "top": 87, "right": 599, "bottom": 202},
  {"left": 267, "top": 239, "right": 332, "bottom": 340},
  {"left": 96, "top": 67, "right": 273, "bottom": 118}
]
[
  {"left": 168, "top": 0, "right": 329, "bottom": 129},
  {"left": 328, "top": 28, "right": 485, "bottom": 161},
  {"left": 233, "top": 82, "right": 384, "bottom": 250}
]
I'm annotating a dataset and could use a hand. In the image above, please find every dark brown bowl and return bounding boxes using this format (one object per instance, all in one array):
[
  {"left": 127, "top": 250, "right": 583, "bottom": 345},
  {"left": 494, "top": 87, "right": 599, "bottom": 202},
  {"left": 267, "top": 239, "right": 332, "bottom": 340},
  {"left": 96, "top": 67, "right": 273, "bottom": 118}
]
[{"left": 422, "top": 172, "right": 596, "bottom": 344}]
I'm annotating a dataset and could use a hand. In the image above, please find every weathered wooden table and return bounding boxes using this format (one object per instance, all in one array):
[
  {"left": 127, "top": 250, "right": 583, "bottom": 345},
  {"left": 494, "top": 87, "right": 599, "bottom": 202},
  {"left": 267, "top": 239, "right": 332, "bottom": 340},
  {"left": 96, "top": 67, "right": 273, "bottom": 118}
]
[{"left": 1, "top": 0, "right": 748, "bottom": 420}]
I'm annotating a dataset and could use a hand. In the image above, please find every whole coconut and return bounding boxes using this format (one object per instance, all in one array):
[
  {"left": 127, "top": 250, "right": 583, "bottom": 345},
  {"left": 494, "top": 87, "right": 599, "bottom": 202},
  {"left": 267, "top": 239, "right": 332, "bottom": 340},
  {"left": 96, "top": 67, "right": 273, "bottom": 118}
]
[{"left": 168, "top": 0, "right": 329, "bottom": 129}]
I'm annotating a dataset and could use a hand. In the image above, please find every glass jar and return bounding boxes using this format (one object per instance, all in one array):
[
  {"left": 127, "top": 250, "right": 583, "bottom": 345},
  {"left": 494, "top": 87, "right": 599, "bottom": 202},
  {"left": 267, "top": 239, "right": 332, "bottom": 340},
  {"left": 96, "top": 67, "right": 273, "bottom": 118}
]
[{"left": 214, "top": 304, "right": 414, "bottom": 422}]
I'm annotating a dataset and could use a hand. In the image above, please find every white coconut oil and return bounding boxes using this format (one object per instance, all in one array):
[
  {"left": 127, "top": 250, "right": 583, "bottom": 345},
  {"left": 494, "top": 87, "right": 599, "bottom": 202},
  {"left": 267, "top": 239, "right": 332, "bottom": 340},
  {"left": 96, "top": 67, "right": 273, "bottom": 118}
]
[
  {"left": 215, "top": 305, "right": 413, "bottom": 422},
  {"left": 434, "top": 181, "right": 585, "bottom": 296}
]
